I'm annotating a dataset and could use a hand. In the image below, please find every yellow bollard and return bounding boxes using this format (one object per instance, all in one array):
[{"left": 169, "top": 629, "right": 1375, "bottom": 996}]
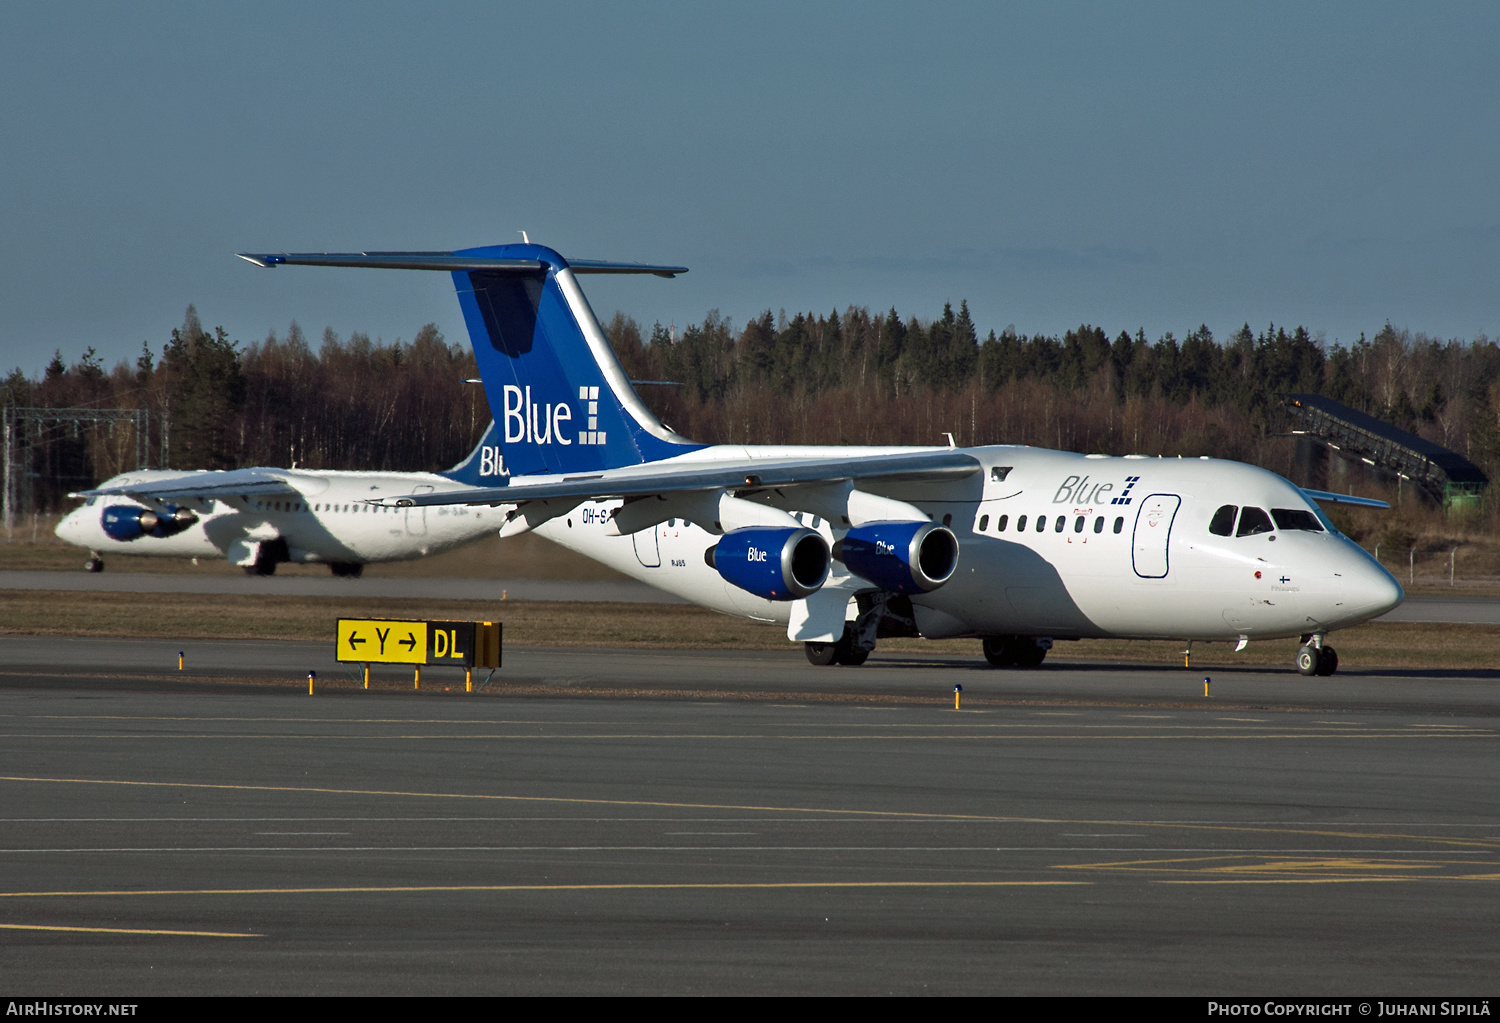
[
  {"left": 414, "top": 665, "right": 421, "bottom": 690},
  {"left": 466, "top": 667, "right": 473, "bottom": 693},
  {"left": 363, "top": 664, "right": 370, "bottom": 689},
  {"left": 954, "top": 684, "right": 962, "bottom": 710},
  {"left": 178, "top": 651, "right": 184, "bottom": 671},
  {"left": 308, "top": 671, "right": 316, "bottom": 695},
  {"left": 1203, "top": 676, "right": 1210, "bottom": 698}
]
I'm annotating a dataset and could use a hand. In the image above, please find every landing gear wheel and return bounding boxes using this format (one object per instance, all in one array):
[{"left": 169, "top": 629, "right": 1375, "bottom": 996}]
[
  {"left": 805, "top": 641, "right": 838, "bottom": 666},
  {"left": 1315, "top": 646, "right": 1339, "bottom": 676},
  {"left": 1014, "top": 639, "right": 1047, "bottom": 668},
  {"left": 838, "top": 645, "right": 870, "bottom": 666},
  {"left": 834, "top": 627, "right": 870, "bottom": 666},
  {"left": 329, "top": 562, "right": 364, "bottom": 578},
  {"left": 84, "top": 557, "right": 104, "bottom": 573},
  {"left": 983, "top": 636, "right": 1016, "bottom": 667},
  {"left": 1296, "top": 645, "right": 1319, "bottom": 676}
]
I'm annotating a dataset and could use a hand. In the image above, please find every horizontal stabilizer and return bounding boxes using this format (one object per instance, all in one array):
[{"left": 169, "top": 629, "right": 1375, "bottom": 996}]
[
  {"left": 237, "top": 252, "right": 688, "bottom": 277},
  {"left": 373, "top": 450, "right": 982, "bottom": 509},
  {"left": 1299, "top": 488, "right": 1390, "bottom": 509}
]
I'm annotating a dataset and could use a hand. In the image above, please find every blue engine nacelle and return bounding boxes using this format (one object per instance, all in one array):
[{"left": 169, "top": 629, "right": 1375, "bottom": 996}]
[
  {"left": 837, "top": 520, "right": 958, "bottom": 594},
  {"left": 100, "top": 505, "right": 197, "bottom": 541},
  {"left": 705, "top": 526, "right": 830, "bottom": 601}
]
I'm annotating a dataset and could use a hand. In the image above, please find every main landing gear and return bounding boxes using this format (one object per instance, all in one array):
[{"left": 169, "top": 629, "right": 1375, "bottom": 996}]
[
  {"left": 328, "top": 562, "right": 364, "bottom": 578},
  {"left": 804, "top": 627, "right": 869, "bottom": 666},
  {"left": 243, "top": 538, "right": 290, "bottom": 576},
  {"left": 982, "top": 635, "right": 1049, "bottom": 668},
  {"left": 1296, "top": 635, "right": 1339, "bottom": 676}
]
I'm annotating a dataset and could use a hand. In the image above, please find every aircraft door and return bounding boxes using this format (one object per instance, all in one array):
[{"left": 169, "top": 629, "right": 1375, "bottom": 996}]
[
  {"left": 632, "top": 524, "right": 661, "bottom": 568},
  {"left": 405, "top": 485, "right": 434, "bottom": 535},
  {"left": 1131, "top": 494, "right": 1180, "bottom": 578}
]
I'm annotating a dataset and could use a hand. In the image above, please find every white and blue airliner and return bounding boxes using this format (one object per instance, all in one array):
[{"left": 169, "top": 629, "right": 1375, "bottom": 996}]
[
  {"left": 234, "top": 243, "right": 1402, "bottom": 675},
  {"left": 56, "top": 428, "right": 507, "bottom": 576}
]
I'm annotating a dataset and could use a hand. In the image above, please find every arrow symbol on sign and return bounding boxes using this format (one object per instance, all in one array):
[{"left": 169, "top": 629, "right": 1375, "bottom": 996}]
[
  {"left": 348, "top": 632, "right": 365, "bottom": 648},
  {"left": 399, "top": 633, "right": 417, "bottom": 652}
]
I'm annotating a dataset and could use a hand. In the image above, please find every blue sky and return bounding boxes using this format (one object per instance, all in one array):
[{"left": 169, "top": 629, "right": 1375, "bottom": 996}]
[{"left": 2, "top": 2, "right": 1497, "bottom": 375}]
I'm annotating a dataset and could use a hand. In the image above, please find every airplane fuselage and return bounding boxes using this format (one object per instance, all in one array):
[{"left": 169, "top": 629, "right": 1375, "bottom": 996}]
[
  {"left": 57, "top": 469, "right": 499, "bottom": 567},
  {"left": 532, "top": 443, "right": 1401, "bottom": 643}
]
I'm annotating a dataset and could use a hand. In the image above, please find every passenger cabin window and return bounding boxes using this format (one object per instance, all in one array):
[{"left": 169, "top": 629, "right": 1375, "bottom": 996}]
[
  {"left": 1017, "top": 515, "right": 1027, "bottom": 531},
  {"left": 1209, "top": 504, "right": 1238, "bottom": 536},
  {"left": 1036, "top": 515, "right": 1046, "bottom": 533},
  {"left": 1054, "top": 515, "right": 1065, "bottom": 533},
  {"left": 1271, "top": 508, "right": 1324, "bottom": 532},
  {"left": 996, "top": 514, "right": 1008, "bottom": 531},
  {"left": 978, "top": 515, "right": 989, "bottom": 531},
  {"left": 1113, "top": 516, "right": 1124, "bottom": 533},
  {"left": 1093, "top": 516, "right": 1104, "bottom": 533},
  {"left": 1236, "top": 506, "right": 1274, "bottom": 536},
  {"left": 1074, "top": 516, "right": 1085, "bottom": 533}
]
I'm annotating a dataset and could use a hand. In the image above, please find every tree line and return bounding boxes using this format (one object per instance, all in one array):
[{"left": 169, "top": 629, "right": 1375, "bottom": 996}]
[
  {"left": 7, "top": 302, "right": 1500, "bottom": 519},
  {"left": 3, "top": 307, "right": 485, "bottom": 510},
  {"left": 606, "top": 307, "right": 1500, "bottom": 469}
]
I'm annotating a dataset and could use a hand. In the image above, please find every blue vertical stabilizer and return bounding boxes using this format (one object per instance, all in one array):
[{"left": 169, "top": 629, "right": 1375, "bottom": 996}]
[
  {"left": 439, "top": 419, "right": 507, "bottom": 486},
  {"left": 449, "top": 243, "right": 702, "bottom": 477},
  {"left": 235, "top": 242, "right": 702, "bottom": 480}
]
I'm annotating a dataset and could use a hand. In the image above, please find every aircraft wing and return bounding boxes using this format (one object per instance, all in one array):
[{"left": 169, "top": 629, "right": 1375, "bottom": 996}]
[
  {"left": 374, "top": 450, "right": 982, "bottom": 507},
  {"left": 1299, "top": 488, "right": 1390, "bottom": 509},
  {"left": 73, "top": 468, "right": 304, "bottom": 501}
]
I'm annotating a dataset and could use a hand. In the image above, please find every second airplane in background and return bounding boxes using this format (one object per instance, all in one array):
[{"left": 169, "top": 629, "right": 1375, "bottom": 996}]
[{"left": 55, "top": 422, "right": 507, "bottom": 576}]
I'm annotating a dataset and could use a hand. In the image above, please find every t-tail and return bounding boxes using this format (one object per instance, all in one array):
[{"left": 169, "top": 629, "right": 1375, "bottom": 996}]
[{"left": 238, "top": 244, "right": 704, "bottom": 480}]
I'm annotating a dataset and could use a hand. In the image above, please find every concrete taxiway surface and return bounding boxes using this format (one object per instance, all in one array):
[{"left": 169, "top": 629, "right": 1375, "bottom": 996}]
[{"left": 0, "top": 637, "right": 1496, "bottom": 995}]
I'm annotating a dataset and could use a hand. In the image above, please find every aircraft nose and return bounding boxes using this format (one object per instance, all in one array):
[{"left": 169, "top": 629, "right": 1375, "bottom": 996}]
[
  {"left": 55, "top": 510, "right": 80, "bottom": 541},
  {"left": 1343, "top": 548, "right": 1403, "bottom": 620}
]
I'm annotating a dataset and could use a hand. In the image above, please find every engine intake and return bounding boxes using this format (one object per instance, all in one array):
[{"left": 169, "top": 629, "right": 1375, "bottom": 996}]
[
  {"left": 705, "top": 526, "right": 830, "bottom": 601},
  {"left": 100, "top": 505, "right": 197, "bottom": 541},
  {"left": 837, "top": 520, "right": 958, "bottom": 593}
]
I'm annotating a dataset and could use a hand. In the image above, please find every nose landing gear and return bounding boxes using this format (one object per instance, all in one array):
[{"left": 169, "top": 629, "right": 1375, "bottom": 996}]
[
  {"left": 84, "top": 554, "right": 104, "bottom": 573},
  {"left": 1296, "top": 635, "right": 1339, "bottom": 676}
]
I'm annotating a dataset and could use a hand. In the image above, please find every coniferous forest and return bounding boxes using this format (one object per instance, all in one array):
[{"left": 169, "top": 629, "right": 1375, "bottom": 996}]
[{"left": 8, "top": 302, "right": 1500, "bottom": 532}]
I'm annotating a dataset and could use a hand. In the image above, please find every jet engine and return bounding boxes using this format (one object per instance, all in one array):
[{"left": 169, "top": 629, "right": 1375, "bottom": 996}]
[
  {"left": 704, "top": 526, "right": 830, "bottom": 601},
  {"left": 100, "top": 505, "right": 198, "bottom": 541},
  {"left": 837, "top": 520, "right": 958, "bottom": 594}
]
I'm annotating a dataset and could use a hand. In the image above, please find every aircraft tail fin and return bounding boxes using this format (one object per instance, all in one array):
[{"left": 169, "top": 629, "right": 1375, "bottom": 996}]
[
  {"left": 448, "top": 243, "right": 702, "bottom": 476},
  {"left": 238, "top": 244, "right": 703, "bottom": 478},
  {"left": 440, "top": 419, "right": 507, "bottom": 486}
]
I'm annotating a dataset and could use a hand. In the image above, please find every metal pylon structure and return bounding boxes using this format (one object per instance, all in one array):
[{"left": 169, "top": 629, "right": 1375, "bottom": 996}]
[{"left": 2, "top": 406, "right": 149, "bottom": 534}]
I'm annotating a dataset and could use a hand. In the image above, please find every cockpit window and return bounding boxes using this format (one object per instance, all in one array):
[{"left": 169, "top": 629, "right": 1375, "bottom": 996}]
[
  {"left": 1236, "top": 506, "right": 1274, "bottom": 536},
  {"left": 1209, "top": 505, "right": 1237, "bottom": 536},
  {"left": 1271, "top": 508, "right": 1324, "bottom": 532},
  {"left": 1308, "top": 503, "right": 1341, "bottom": 536}
]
